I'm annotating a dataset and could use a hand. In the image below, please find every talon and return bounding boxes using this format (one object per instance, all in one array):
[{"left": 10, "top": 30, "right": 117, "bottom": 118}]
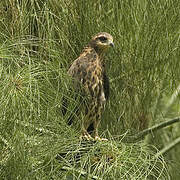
[
  {"left": 94, "top": 136, "right": 108, "bottom": 141},
  {"left": 80, "top": 131, "right": 94, "bottom": 141}
]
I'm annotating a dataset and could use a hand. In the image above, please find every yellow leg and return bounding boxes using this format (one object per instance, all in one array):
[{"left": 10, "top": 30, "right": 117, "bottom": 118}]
[{"left": 80, "top": 128, "right": 94, "bottom": 141}]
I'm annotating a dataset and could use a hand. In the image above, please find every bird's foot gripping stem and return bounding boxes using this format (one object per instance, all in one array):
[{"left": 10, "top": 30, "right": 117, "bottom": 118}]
[
  {"left": 80, "top": 131, "right": 94, "bottom": 141},
  {"left": 94, "top": 135, "right": 108, "bottom": 141}
]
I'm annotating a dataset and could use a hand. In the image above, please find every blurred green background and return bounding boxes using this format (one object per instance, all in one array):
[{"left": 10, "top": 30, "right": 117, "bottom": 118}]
[{"left": 0, "top": 0, "right": 180, "bottom": 179}]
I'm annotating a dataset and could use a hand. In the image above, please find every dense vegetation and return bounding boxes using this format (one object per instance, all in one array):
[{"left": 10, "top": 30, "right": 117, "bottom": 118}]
[{"left": 0, "top": 0, "right": 180, "bottom": 179}]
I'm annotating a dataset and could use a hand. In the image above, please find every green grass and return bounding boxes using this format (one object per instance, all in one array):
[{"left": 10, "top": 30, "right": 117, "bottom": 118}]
[{"left": 0, "top": 0, "right": 180, "bottom": 179}]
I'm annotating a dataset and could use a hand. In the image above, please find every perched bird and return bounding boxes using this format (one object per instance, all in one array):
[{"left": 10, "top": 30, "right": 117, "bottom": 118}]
[{"left": 62, "top": 32, "right": 114, "bottom": 141}]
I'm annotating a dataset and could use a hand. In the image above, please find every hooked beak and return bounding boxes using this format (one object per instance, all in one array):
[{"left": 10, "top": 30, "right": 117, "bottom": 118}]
[{"left": 109, "top": 41, "right": 114, "bottom": 47}]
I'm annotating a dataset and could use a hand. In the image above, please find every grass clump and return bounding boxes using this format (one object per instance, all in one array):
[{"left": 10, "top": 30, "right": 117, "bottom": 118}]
[{"left": 57, "top": 140, "right": 169, "bottom": 179}]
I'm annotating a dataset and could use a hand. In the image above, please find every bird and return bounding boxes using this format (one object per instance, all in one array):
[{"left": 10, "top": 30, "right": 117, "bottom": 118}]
[{"left": 62, "top": 32, "right": 114, "bottom": 141}]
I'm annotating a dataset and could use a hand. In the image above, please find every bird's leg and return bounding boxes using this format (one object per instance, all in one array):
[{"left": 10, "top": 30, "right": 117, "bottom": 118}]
[
  {"left": 94, "top": 128, "right": 108, "bottom": 141},
  {"left": 80, "top": 129, "right": 93, "bottom": 141},
  {"left": 80, "top": 117, "right": 94, "bottom": 141},
  {"left": 93, "top": 120, "right": 102, "bottom": 141},
  {"left": 93, "top": 114, "right": 108, "bottom": 141}
]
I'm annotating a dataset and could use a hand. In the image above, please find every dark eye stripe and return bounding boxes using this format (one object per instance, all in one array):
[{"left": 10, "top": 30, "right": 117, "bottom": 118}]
[{"left": 98, "top": 36, "right": 107, "bottom": 41}]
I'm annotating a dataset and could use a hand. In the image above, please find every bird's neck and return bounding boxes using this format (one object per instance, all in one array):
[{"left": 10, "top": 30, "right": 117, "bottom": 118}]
[
  {"left": 94, "top": 47, "right": 106, "bottom": 58},
  {"left": 82, "top": 46, "right": 106, "bottom": 61},
  {"left": 80, "top": 46, "right": 106, "bottom": 72}
]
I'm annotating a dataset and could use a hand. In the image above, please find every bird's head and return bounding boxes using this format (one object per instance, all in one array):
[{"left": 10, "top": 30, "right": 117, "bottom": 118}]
[{"left": 89, "top": 32, "right": 114, "bottom": 55}]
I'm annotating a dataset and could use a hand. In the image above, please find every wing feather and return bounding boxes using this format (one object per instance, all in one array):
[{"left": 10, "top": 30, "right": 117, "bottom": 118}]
[{"left": 103, "top": 72, "right": 110, "bottom": 100}]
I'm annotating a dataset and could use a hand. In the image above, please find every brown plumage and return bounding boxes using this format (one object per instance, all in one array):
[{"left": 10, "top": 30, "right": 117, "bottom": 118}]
[{"left": 63, "top": 32, "right": 114, "bottom": 141}]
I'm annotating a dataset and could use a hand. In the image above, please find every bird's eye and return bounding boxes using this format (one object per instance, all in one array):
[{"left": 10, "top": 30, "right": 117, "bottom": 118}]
[{"left": 98, "top": 36, "right": 107, "bottom": 42}]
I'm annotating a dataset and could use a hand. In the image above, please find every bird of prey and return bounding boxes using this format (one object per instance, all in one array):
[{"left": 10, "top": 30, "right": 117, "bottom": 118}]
[{"left": 62, "top": 32, "right": 114, "bottom": 141}]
